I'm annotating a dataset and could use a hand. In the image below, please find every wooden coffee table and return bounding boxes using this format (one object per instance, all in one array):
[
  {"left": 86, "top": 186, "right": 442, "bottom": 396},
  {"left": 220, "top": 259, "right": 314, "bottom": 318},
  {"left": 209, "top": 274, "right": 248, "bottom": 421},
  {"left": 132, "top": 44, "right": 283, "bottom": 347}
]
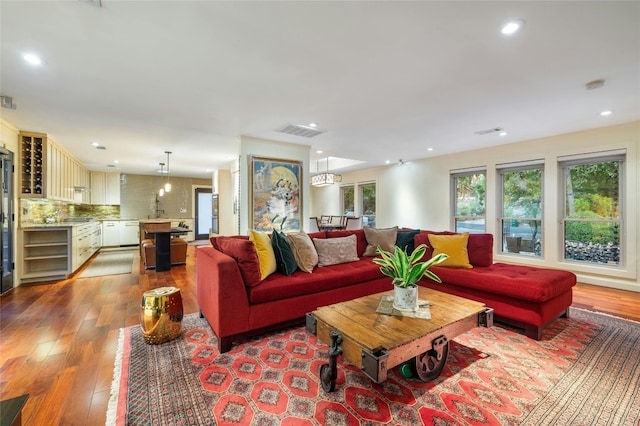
[{"left": 306, "top": 286, "right": 493, "bottom": 392}]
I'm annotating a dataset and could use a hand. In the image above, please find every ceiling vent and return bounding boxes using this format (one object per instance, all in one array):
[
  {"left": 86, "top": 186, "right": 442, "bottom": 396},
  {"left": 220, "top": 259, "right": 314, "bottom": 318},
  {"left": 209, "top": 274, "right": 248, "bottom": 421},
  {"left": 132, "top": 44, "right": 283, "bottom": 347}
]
[
  {"left": 276, "top": 124, "right": 326, "bottom": 138},
  {"left": 1, "top": 95, "right": 17, "bottom": 110},
  {"left": 474, "top": 127, "right": 503, "bottom": 135}
]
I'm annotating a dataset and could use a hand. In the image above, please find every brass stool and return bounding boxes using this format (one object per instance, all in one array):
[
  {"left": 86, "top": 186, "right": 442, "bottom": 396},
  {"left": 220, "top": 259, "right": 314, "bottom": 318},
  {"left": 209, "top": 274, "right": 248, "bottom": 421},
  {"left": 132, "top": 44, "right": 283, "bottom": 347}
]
[{"left": 140, "top": 286, "right": 184, "bottom": 344}]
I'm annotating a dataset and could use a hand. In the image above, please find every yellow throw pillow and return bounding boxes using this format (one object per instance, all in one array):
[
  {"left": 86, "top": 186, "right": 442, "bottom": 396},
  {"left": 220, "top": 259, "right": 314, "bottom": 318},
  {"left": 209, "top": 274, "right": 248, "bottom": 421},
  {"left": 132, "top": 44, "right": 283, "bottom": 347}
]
[
  {"left": 427, "top": 233, "right": 473, "bottom": 268},
  {"left": 249, "top": 230, "right": 277, "bottom": 279}
]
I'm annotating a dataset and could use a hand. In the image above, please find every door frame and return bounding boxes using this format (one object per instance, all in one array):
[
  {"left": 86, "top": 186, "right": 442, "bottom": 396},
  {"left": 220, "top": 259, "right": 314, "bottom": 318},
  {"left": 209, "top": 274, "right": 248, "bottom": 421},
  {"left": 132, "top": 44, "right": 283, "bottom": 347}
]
[{"left": 194, "top": 186, "right": 212, "bottom": 240}]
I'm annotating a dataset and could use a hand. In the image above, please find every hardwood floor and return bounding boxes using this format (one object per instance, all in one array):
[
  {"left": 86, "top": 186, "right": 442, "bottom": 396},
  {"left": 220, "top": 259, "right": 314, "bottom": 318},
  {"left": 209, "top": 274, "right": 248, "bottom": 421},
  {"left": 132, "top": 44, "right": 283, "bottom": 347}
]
[{"left": 0, "top": 245, "right": 638, "bottom": 425}]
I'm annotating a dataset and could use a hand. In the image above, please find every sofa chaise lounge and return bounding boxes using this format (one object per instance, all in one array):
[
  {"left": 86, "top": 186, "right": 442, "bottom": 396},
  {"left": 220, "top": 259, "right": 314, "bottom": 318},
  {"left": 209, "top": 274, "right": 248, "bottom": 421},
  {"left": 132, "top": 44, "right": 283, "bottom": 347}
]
[{"left": 196, "top": 228, "right": 576, "bottom": 353}]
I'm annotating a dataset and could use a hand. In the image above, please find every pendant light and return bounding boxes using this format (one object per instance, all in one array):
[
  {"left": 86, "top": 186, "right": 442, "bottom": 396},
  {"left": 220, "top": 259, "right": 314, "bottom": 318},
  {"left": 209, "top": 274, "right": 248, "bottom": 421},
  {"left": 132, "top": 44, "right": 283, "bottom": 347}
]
[
  {"left": 158, "top": 162, "right": 165, "bottom": 196},
  {"left": 164, "top": 151, "right": 172, "bottom": 193},
  {"left": 310, "top": 156, "right": 342, "bottom": 187}
]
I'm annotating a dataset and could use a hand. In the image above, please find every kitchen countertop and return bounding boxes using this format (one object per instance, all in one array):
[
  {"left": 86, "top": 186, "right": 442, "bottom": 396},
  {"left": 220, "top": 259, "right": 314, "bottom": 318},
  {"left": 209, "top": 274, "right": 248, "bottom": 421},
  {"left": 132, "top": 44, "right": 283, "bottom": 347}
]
[{"left": 20, "top": 220, "right": 101, "bottom": 229}]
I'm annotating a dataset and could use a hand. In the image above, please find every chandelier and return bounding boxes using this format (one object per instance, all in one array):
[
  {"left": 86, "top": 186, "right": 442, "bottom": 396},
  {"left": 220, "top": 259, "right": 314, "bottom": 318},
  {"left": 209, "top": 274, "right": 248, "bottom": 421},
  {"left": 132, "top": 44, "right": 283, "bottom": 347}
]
[{"left": 311, "top": 157, "right": 342, "bottom": 187}]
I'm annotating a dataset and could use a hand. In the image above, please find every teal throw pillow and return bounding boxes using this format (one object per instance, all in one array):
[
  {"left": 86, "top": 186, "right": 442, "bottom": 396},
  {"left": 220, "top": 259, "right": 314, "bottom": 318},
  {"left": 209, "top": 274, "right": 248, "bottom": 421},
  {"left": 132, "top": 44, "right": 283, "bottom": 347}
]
[
  {"left": 396, "top": 229, "right": 420, "bottom": 254},
  {"left": 271, "top": 231, "right": 298, "bottom": 276}
]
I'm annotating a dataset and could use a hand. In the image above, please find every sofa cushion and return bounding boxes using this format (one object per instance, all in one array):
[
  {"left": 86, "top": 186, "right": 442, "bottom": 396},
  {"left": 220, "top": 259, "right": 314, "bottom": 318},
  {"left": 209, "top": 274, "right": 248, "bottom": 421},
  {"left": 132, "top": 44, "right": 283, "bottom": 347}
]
[
  {"left": 250, "top": 230, "right": 277, "bottom": 280},
  {"left": 287, "top": 231, "right": 318, "bottom": 273},
  {"left": 415, "top": 230, "right": 493, "bottom": 267},
  {"left": 271, "top": 231, "right": 298, "bottom": 276},
  {"left": 428, "top": 233, "right": 472, "bottom": 268},
  {"left": 396, "top": 229, "right": 420, "bottom": 253},
  {"left": 248, "top": 257, "right": 385, "bottom": 304},
  {"left": 467, "top": 233, "right": 493, "bottom": 267},
  {"left": 209, "top": 234, "right": 248, "bottom": 250},
  {"left": 363, "top": 226, "right": 399, "bottom": 256},
  {"left": 307, "top": 231, "right": 327, "bottom": 240},
  {"left": 313, "top": 234, "right": 359, "bottom": 267},
  {"left": 214, "top": 237, "right": 262, "bottom": 287},
  {"left": 326, "top": 229, "right": 367, "bottom": 257},
  {"left": 414, "top": 230, "right": 454, "bottom": 259},
  {"left": 426, "top": 263, "right": 576, "bottom": 303}
]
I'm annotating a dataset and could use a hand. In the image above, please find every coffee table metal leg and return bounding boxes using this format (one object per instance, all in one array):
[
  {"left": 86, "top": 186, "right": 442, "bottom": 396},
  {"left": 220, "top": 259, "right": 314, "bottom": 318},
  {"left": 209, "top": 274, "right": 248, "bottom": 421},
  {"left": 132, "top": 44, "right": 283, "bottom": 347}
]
[
  {"left": 320, "top": 330, "right": 342, "bottom": 392},
  {"left": 414, "top": 335, "right": 449, "bottom": 382}
]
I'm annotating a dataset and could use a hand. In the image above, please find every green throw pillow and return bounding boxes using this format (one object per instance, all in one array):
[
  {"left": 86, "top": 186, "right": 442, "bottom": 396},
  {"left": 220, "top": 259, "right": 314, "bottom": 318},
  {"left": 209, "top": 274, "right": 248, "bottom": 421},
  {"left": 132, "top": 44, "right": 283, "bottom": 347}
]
[{"left": 271, "top": 231, "right": 298, "bottom": 276}]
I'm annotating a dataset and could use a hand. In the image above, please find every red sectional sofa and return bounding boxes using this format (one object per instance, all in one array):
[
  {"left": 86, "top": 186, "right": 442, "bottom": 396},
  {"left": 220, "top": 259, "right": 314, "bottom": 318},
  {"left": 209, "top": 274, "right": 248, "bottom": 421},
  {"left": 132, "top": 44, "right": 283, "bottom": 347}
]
[{"left": 196, "top": 229, "right": 576, "bottom": 353}]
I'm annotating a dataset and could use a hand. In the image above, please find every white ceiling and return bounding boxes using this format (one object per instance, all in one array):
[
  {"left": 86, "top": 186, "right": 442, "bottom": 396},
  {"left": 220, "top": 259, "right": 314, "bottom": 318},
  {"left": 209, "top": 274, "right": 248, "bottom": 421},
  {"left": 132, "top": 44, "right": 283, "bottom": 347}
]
[{"left": 1, "top": 1, "right": 639, "bottom": 179}]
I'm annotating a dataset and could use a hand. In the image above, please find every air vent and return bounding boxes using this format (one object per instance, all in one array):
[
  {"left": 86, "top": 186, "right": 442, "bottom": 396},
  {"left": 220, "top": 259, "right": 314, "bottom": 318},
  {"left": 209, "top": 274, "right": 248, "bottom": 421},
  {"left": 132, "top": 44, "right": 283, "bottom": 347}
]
[
  {"left": 96, "top": 145, "right": 107, "bottom": 150},
  {"left": 474, "top": 127, "right": 503, "bottom": 135},
  {"left": 276, "top": 124, "right": 326, "bottom": 138},
  {"left": 1, "top": 95, "right": 17, "bottom": 110}
]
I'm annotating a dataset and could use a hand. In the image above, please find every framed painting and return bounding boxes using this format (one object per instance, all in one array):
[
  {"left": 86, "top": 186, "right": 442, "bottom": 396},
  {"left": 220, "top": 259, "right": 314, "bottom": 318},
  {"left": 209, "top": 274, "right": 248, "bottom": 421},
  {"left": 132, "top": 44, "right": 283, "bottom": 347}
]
[{"left": 249, "top": 156, "right": 302, "bottom": 232}]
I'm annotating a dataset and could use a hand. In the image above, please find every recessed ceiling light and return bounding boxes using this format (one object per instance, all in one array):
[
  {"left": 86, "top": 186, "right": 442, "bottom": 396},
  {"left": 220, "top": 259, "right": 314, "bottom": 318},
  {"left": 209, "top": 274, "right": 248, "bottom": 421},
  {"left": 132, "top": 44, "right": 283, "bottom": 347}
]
[
  {"left": 23, "top": 53, "right": 46, "bottom": 66},
  {"left": 600, "top": 110, "right": 612, "bottom": 116},
  {"left": 316, "top": 150, "right": 323, "bottom": 154},
  {"left": 91, "top": 141, "right": 100, "bottom": 147},
  {"left": 501, "top": 20, "right": 525, "bottom": 35},
  {"left": 499, "top": 131, "right": 508, "bottom": 136},
  {"left": 114, "top": 160, "right": 119, "bottom": 164},
  {"left": 427, "top": 147, "right": 434, "bottom": 151},
  {"left": 309, "top": 123, "right": 317, "bottom": 128},
  {"left": 385, "top": 160, "right": 391, "bottom": 164}
]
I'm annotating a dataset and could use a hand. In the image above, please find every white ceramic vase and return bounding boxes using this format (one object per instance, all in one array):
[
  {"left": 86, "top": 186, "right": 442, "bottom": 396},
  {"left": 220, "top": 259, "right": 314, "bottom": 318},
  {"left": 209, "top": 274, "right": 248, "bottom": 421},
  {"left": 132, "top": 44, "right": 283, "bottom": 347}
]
[{"left": 393, "top": 284, "right": 418, "bottom": 311}]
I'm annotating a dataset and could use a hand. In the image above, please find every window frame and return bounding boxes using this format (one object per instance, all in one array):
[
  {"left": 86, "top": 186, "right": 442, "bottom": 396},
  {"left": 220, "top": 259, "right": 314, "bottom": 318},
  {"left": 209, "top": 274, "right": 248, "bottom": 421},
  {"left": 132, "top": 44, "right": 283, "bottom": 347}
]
[
  {"left": 497, "top": 161, "right": 545, "bottom": 257},
  {"left": 358, "top": 181, "right": 376, "bottom": 228},
  {"left": 450, "top": 169, "right": 487, "bottom": 234},
  {"left": 559, "top": 152, "right": 625, "bottom": 268},
  {"left": 340, "top": 185, "right": 354, "bottom": 216}
]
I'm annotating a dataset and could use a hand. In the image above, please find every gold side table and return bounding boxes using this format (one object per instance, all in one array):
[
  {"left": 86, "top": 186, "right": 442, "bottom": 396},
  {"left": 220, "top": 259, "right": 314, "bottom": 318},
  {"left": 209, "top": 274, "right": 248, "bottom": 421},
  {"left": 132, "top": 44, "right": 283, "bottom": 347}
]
[{"left": 140, "top": 286, "right": 184, "bottom": 344}]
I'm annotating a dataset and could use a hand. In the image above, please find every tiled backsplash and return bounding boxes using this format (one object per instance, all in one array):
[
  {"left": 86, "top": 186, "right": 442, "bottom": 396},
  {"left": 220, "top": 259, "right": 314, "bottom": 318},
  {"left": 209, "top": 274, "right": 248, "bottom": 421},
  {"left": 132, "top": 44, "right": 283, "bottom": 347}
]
[
  {"left": 20, "top": 199, "right": 120, "bottom": 225},
  {"left": 19, "top": 173, "right": 212, "bottom": 225}
]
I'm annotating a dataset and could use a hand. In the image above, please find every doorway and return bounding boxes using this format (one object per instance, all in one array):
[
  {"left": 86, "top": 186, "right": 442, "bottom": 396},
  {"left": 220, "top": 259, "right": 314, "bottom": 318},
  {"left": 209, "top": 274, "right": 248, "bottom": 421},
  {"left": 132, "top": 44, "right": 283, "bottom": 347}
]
[
  {"left": 1, "top": 148, "right": 14, "bottom": 294},
  {"left": 194, "top": 187, "right": 212, "bottom": 240}
]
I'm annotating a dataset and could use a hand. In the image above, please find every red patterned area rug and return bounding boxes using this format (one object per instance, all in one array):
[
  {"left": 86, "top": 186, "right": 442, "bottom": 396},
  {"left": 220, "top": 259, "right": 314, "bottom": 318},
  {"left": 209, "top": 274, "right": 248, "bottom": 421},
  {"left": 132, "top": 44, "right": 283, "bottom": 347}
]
[{"left": 107, "top": 309, "right": 640, "bottom": 425}]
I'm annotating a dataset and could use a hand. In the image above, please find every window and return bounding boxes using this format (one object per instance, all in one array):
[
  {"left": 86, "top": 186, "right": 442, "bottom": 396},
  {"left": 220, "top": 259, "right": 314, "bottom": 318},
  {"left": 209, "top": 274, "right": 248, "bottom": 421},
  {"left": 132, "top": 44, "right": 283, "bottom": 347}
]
[
  {"left": 499, "top": 163, "right": 543, "bottom": 256},
  {"left": 561, "top": 153, "right": 623, "bottom": 266},
  {"left": 451, "top": 171, "right": 486, "bottom": 233},
  {"left": 359, "top": 182, "right": 376, "bottom": 228},
  {"left": 341, "top": 185, "right": 354, "bottom": 216}
]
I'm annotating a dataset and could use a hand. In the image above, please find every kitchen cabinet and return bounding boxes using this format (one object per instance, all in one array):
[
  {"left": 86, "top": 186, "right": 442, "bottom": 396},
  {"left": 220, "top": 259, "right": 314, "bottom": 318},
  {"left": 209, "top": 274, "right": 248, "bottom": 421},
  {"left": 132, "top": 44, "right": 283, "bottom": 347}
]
[
  {"left": 119, "top": 220, "right": 139, "bottom": 245},
  {"left": 102, "top": 220, "right": 120, "bottom": 246},
  {"left": 91, "top": 173, "right": 121, "bottom": 205},
  {"left": 102, "top": 220, "right": 139, "bottom": 246},
  {"left": 18, "top": 131, "right": 90, "bottom": 202},
  {"left": 20, "top": 228, "right": 71, "bottom": 283},
  {"left": 18, "top": 132, "right": 47, "bottom": 198},
  {"left": 71, "top": 222, "right": 101, "bottom": 271}
]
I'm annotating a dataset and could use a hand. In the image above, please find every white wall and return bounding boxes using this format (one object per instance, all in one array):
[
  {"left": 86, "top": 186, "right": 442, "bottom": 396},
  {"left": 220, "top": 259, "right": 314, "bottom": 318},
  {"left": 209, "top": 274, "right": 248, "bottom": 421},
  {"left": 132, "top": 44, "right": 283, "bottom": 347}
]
[
  {"left": 239, "top": 136, "right": 310, "bottom": 235},
  {"left": 312, "top": 121, "right": 640, "bottom": 292}
]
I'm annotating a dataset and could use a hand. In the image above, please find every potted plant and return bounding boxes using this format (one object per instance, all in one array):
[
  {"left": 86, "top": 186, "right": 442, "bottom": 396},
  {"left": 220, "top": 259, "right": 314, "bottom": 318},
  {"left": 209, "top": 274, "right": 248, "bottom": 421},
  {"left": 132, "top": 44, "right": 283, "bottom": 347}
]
[{"left": 373, "top": 244, "right": 448, "bottom": 311}]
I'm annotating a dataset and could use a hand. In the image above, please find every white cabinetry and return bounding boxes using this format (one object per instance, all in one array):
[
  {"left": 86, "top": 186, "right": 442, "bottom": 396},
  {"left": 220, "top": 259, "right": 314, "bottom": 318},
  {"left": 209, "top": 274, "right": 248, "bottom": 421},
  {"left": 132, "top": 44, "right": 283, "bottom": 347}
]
[
  {"left": 102, "top": 221, "right": 120, "bottom": 246},
  {"left": 119, "top": 220, "right": 140, "bottom": 245},
  {"left": 91, "top": 173, "right": 121, "bottom": 205},
  {"left": 72, "top": 222, "right": 101, "bottom": 272},
  {"left": 102, "top": 220, "right": 139, "bottom": 246},
  {"left": 46, "top": 138, "right": 91, "bottom": 203},
  {"left": 20, "top": 228, "right": 71, "bottom": 283}
]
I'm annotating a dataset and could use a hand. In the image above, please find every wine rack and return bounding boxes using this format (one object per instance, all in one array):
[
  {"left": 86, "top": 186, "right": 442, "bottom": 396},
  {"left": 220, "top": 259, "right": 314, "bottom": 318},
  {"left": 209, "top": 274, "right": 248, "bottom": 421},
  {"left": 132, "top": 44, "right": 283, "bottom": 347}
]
[{"left": 19, "top": 132, "right": 47, "bottom": 198}]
